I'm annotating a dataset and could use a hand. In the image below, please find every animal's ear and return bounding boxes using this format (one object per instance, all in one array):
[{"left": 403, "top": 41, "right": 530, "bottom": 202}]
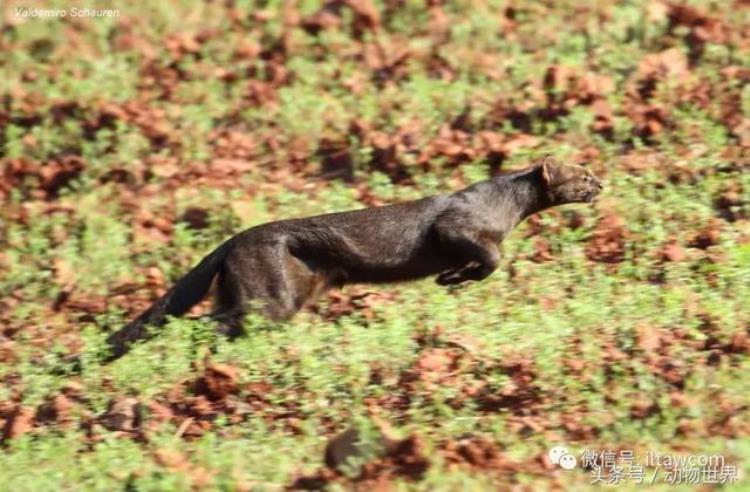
[{"left": 541, "top": 156, "right": 557, "bottom": 186}]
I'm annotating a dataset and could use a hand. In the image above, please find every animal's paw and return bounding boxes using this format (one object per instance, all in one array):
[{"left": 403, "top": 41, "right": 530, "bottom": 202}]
[
  {"left": 436, "top": 269, "right": 467, "bottom": 285},
  {"left": 437, "top": 261, "right": 486, "bottom": 285}
]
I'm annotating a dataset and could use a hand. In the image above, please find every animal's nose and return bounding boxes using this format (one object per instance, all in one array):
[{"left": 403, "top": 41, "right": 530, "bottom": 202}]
[{"left": 595, "top": 179, "right": 603, "bottom": 190}]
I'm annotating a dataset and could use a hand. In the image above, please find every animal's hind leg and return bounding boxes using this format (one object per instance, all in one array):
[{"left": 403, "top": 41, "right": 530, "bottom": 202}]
[
  {"left": 209, "top": 241, "right": 318, "bottom": 336},
  {"left": 210, "top": 305, "right": 246, "bottom": 338}
]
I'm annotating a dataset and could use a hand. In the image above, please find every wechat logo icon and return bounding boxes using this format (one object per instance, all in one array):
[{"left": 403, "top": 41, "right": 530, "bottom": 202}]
[{"left": 548, "top": 446, "right": 577, "bottom": 470}]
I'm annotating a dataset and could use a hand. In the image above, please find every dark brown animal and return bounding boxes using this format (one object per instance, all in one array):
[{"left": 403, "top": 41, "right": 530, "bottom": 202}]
[{"left": 107, "top": 159, "right": 602, "bottom": 358}]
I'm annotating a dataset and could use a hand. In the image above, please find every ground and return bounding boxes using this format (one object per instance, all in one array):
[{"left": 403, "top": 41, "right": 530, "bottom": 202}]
[{"left": 0, "top": 0, "right": 749, "bottom": 490}]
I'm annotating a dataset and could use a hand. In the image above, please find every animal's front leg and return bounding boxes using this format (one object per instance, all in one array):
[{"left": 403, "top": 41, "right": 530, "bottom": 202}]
[
  {"left": 436, "top": 266, "right": 473, "bottom": 285},
  {"left": 434, "top": 233, "right": 500, "bottom": 285},
  {"left": 436, "top": 259, "right": 495, "bottom": 285}
]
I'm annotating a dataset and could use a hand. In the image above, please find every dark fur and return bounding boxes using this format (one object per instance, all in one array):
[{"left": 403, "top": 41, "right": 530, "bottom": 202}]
[{"left": 107, "top": 159, "right": 602, "bottom": 358}]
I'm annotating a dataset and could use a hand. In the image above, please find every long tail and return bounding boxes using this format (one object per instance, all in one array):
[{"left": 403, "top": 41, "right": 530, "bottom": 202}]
[{"left": 106, "top": 239, "right": 234, "bottom": 359}]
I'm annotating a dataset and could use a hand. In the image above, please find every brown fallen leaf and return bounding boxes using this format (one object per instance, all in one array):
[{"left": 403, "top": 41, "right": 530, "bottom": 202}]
[
  {"left": 586, "top": 212, "right": 628, "bottom": 264},
  {"left": 630, "top": 399, "right": 660, "bottom": 419},
  {"left": 99, "top": 397, "right": 141, "bottom": 432},
  {"left": 415, "top": 348, "right": 453, "bottom": 374},
  {"left": 193, "top": 364, "right": 239, "bottom": 401},
  {"left": 35, "top": 394, "right": 74, "bottom": 425},
  {"left": 658, "top": 239, "right": 685, "bottom": 262},
  {"left": 688, "top": 221, "right": 721, "bottom": 249},
  {"left": 727, "top": 332, "right": 750, "bottom": 355},
  {"left": 634, "top": 324, "right": 660, "bottom": 352},
  {"left": 531, "top": 237, "right": 554, "bottom": 263},
  {"left": 1, "top": 405, "right": 34, "bottom": 441},
  {"left": 441, "top": 435, "right": 517, "bottom": 472},
  {"left": 145, "top": 400, "right": 174, "bottom": 426}
]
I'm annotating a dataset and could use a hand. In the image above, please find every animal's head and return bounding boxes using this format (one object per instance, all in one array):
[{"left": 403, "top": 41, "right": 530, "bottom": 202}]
[{"left": 540, "top": 158, "right": 603, "bottom": 205}]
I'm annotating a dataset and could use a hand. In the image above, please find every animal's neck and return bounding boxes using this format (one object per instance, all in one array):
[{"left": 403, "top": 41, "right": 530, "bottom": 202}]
[{"left": 496, "top": 167, "right": 553, "bottom": 226}]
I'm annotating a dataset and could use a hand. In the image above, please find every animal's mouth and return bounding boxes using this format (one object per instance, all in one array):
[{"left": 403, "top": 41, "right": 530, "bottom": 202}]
[{"left": 584, "top": 182, "right": 603, "bottom": 203}]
